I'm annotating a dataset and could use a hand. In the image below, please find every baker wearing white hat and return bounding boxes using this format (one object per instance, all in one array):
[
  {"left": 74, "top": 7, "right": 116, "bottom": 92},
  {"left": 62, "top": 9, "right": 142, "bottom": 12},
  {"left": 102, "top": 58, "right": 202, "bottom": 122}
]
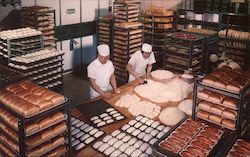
[
  {"left": 87, "top": 44, "right": 120, "bottom": 99},
  {"left": 126, "top": 43, "right": 156, "bottom": 83}
]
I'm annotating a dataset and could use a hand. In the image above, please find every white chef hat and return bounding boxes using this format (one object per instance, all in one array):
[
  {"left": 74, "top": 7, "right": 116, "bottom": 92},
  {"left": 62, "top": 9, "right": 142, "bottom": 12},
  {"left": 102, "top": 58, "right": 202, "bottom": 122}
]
[
  {"left": 142, "top": 43, "right": 152, "bottom": 53},
  {"left": 97, "top": 44, "right": 110, "bottom": 56}
]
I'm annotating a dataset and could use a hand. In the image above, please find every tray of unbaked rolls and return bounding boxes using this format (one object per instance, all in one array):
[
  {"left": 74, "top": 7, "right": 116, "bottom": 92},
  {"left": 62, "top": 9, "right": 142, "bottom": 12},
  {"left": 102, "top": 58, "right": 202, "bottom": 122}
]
[
  {"left": 92, "top": 115, "right": 171, "bottom": 157},
  {"left": 153, "top": 117, "right": 230, "bottom": 157},
  {"left": 0, "top": 80, "right": 66, "bottom": 118},
  {"left": 69, "top": 116, "right": 105, "bottom": 152},
  {"left": 200, "top": 66, "right": 250, "bottom": 94},
  {"left": 76, "top": 99, "right": 126, "bottom": 128}
]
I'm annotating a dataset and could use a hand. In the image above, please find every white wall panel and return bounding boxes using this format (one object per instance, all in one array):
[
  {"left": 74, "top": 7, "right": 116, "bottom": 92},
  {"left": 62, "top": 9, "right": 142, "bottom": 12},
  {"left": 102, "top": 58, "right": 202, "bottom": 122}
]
[
  {"left": 21, "top": 0, "right": 35, "bottom": 7},
  {"left": 61, "top": 0, "right": 81, "bottom": 25},
  {"left": 140, "top": 0, "right": 182, "bottom": 10}
]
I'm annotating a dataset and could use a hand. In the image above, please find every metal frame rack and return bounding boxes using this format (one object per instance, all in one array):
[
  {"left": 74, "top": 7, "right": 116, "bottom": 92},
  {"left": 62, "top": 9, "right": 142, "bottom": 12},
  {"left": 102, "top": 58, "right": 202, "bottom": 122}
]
[
  {"left": 0, "top": 99, "right": 72, "bottom": 157},
  {"left": 21, "top": 8, "right": 57, "bottom": 49},
  {"left": 183, "top": 30, "right": 219, "bottom": 73},
  {"left": 163, "top": 32, "right": 205, "bottom": 74},
  {"left": 0, "top": 34, "right": 44, "bottom": 65},
  {"left": 113, "top": 1, "right": 141, "bottom": 23},
  {"left": 8, "top": 50, "right": 64, "bottom": 92},
  {"left": 218, "top": 36, "right": 250, "bottom": 70},
  {"left": 142, "top": 13, "right": 175, "bottom": 69},
  {"left": 112, "top": 24, "right": 143, "bottom": 83},
  {"left": 192, "top": 80, "right": 250, "bottom": 134},
  {"left": 0, "top": 65, "right": 26, "bottom": 89},
  {"left": 97, "top": 15, "right": 113, "bottom": 49}
]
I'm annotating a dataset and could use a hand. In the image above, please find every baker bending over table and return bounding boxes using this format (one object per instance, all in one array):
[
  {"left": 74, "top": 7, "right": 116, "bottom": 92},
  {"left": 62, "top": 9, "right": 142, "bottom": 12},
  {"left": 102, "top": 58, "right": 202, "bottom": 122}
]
[
  {"left": 87, "top": 44, "right": 120, "bottom": 99},
  {"left": 126, "top": 43, "right": 156, "bottom": 84}
]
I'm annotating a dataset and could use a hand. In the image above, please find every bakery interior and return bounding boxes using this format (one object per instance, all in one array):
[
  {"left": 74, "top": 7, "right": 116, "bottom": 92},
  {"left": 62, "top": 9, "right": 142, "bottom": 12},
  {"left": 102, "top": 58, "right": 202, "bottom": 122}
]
[{"left": 0, "top": 0, "right": 250, "bottom": 156}]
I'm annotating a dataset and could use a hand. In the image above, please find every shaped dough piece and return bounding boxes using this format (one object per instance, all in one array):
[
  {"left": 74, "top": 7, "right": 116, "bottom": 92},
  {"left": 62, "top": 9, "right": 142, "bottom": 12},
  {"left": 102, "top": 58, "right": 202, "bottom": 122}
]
[
  {"left": 116, "top": 116, "right": 124, "bottom": 120},
  {"left": 111, "top": 130, "right": 121, "bottom": 137},
  {"left": 116, "top": 133, "right": 126, "bottom": 139},
  {"left": 150, "top": 70, "right": 174, "bottom": 80},
  {"left": 84, "top": 137, "right": 95, "bottom": 144},
  {"left": 128, "top": 120, "right": 137, "bottom": 126},
  {"left": 98, "top": 143, "right": 109, "bottom": 152},
  {"left": 128, "top": 137, "right": 137, "bottom": 145},
  {"left": 89, "top": 128, "right": 98, "bottom": 135},
  {"left": 104, "top": 147, "right": 115, "bottom": 156},
  {"left": 106, "top": 108, "right": 115, "bottom": 112},
  {"left": 80, "top": 134, "right": 90, "bottom": 141},
  {"left": 124, "top": 146, "right": 136, "bottom": 156},
  {"left": 178, "top": 99, "right": 193, "bottom": 116},
  {"left": 122, "top": 135, "right": 132, "bottom": 143},
  {"left": 80, "top": 124, "right": 89, "bottom": 130},
  {"left": 149, "top": 138, "right": 158, "bottom": 145},
  {"left": 113, "top": 140, "right": 124, "bottom": 149},
  {"left": 131, "top": 149, "right": 143, "bottom": 157},
  {"left": 94, "top": 131, "right": 104, "bottom": 138},
  {"left": 97, "top": 121, "right": 106, "bottom": 127},
  {"left": 119, "top": 143, "right": 130, "bottom": 152},
  {"left": 75, "top": 143, "right": 85, "bottom": 151},
  {"left": 93, "top": 141, "right": 104, "bottom": 149},
  {"left": 121, "top": 124, "right": 130, "bottom": 131},
  {"left": 110, "top": 150, "right": 122, "bottom": 156},
  {"left": 107, "top": 138, "right": 118, "bottom": 145},
  {"left": 134, "top": 140, "right": 144, "bottom": 148},
  {"left": 140, "top": 143, "right": 150, "bottom": 152},
  {"left": 103, "top": 135, "right": 113, "bottom": 143}
]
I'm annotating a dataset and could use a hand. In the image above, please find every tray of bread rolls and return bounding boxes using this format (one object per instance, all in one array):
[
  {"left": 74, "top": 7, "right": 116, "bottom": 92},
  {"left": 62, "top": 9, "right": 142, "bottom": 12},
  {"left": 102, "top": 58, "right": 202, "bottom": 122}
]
[
  {"left": 69, "top": 116, "right": 105, "bottom": 151},
  {"left": 0, "top": 80, "right": 66, "bottom": 118},
  {"left": 92, "top": 115, "right": 171, "bottom": 157},
  {"left": 153, "top": 117, "right": 229, "bottom": 157},
  {"left": 200, "top": 67, "right": 250, "bottom": 94},
  {"left": 76, "top": 99, "right": 126, "bottom": 128}
]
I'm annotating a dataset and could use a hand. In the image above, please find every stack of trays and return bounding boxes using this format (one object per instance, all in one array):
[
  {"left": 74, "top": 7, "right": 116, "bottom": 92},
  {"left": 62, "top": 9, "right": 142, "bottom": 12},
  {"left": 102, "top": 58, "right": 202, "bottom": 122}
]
[
  {"left": 218, "top": 29, "right": 250, "bottom": 69},
  {"left": 164, "top": 32, "right": 204, "bottom": 74},
  {"left": 0, "top": 28, "right": 43, "bottom": 63},
  {"left": 21, "top": 6, "right": 56, "bottom": 48},
  {"left": 76, "top": 99, "right": 126, "bottom": 128},
  {"left": 154, "top": 117, "right": 224, "bottom": 157},
  {"left": 8, "top": 49, "right": 64, "bottom": 90},
  {"left": 69, "top": 116, "right": 104, "bottom": 151},
  {"left": 113, "top": 22, "right": 143, "bottom": 83},
  {"left": 0, "top": 81, "right": 70, "bottom": 157},
  {"left": 97, "top": 15, "right": 113, "bottom": 46},
  {"left": 143, "top": 7, "right": 175, "bottom": 69},
  {"left": 92, "top": 115, "right": 171, "bottom": 156},
  {"left": 113, "top": 0, "right": 140, "bottom": 23},
  {"left": 194, "top": 66, "right": 250, "bottom": 131}
]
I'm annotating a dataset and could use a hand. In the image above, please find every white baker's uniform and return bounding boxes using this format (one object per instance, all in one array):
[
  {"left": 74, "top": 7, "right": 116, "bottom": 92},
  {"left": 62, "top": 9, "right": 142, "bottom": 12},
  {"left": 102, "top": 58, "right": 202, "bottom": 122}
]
[
  {"left": 128, "top": 50, "right": 156, "bottom": 82},
  {"left": 87, "top": 59, "right": 115, "bottom": 99}
]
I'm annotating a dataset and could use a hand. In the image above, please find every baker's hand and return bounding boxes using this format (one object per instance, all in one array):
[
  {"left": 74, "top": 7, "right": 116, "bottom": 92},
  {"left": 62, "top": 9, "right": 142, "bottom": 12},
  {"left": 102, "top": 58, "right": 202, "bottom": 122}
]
[
  {"left": 115, "top": 88, "right": 121, "bottom": 94},
  {"left": 102, "top": 92, "right": 112, "bottom": 99},
  {"left": 138, "top": 77, "right": 144, "bottom": 84}
]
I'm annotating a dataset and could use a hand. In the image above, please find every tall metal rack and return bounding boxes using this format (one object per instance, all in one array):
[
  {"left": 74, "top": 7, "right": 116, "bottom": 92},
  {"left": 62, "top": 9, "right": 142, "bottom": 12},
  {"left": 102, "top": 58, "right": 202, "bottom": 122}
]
[
  {"left": 21, "top": 7, "right": 57, "bottom": 49},
  {"left": 164, "top": 32, "right": 205, "bottom": 74},
  {"left": 0, "top": 98, "right": 72, "bottom": 157},
  {"left": 112, "top": 23, "right": 143, "bottom": 83},
  {"left": 142, "top": 13, "right": 175, "bottom": 69}
]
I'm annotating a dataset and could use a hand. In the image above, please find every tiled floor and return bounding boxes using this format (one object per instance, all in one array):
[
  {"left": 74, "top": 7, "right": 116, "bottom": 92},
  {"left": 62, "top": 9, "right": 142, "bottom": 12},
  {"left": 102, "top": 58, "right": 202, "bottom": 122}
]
[{"left": 63, "top": 69, "right": 91, "bottom": 107}]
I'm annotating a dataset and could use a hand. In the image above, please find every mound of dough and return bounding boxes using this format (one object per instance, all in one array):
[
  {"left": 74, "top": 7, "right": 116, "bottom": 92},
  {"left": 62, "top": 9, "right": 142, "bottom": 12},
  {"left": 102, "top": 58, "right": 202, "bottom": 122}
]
[
  {"left": 134, "top": 79, "right": 192, "bottom": 103},
  {"left": 178, "top": 99, "right": 193, "bottom": 116},
  {"left": 159, "top": 107, "right": 186, "bottom": 126},
  {"left": 150, "top": 70, "right": 174, "bottom": 80},
  {"left": 115, "top": 94, "right": 140, "bottom": 108},
  {"left": 128, "top": 101, "right": 161, "bottom": 119}
]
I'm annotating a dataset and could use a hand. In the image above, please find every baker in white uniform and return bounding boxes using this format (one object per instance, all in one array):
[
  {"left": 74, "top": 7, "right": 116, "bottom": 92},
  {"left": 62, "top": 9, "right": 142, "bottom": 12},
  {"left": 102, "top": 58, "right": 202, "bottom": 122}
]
[
  {"left": 87, "top": 44, "right": 120, "bottom": 99},
  {"left": 126, "top": 43, "right": 156, "bottom": 83}
]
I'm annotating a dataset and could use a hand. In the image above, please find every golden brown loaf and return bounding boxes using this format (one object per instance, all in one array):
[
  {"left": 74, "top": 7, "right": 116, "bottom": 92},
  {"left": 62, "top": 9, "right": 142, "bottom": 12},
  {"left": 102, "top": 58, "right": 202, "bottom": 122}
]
[
  {"left": 209, "top": 114, "right": 222, "bottom": 124},
  {"left": 209, "top": 105, "right": 225, "bottom": 115},
  {"left": 197, "top": 110, "right": 210, "bottom": 119},
  {"left": 208, "top": 92, "right": 224, "bottom": 103},
  {"left": 223, "top": 97, "right": 238, "bottom": 108},
  {"left": 222, "top": 109, "right": 237, "bottom": 119},
  {"left": 222, "top": 119, "right": 236, "bottom": 128},
  {"left": 198, "top": 101, "right": 212, "bottom": 111},
  {"left": 0, "top": 80, "right": 65, "bottom": 118}
]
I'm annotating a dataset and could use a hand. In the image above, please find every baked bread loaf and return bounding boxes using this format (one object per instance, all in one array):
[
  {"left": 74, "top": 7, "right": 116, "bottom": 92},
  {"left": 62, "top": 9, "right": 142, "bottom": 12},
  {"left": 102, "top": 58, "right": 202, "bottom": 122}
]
[
  {"left": 209, "top": 114, "right": 222, "bottom": 124},
  {"left": 51, "top": 112, "right": 65, "bottom": 123},
  {"left": 198, "top": 101, "right": 212, "bottom": 111},
  {"left": 53, "top": 124, "right": 67, "bottom": 134},
  {"left": 1, "top": 81, "right": 66, "bottom": 117},
  {"left": 213, "top": 80, "right": 228, "bottom": 89},
  {"left": 40, "top": 142, "right": 53, "bottom": 154},
  {"left": 222, "top": 119, "right": 235, "bottom": 128},
  {"left": 52, "top": 136, "right": 65, "bottom": 147},
  {"left": 208, "top": 92, "right": 224, "bottom": 103},
  {"left": 209, "top": 105, "right": 225, "bottom": 115},
  {"left": 197, "top": 110, "right": 209, "bottom": 119},
  {"left": 47, "top": 146, "right": 67, "bottom": 157},
  {"left": 197, "top": 90, "right": 211, "bottom": 99},
  {"left": 26, "top": 134, "right": 43, "bottom": 147},
  {"left": 222, "top": 109, "right": 237, "bottom": 119},
  {"left": 38, "top": 118, "right": 53, "bottom": 129},
  {"left": 0, "top": 143, "right": 17, "bottom": 157},
  {"left": 223, "top": 97, "right": 238, "bottom": 108},
  {"left": 41, "top": 129, "right": 54, "bottom": 140}
]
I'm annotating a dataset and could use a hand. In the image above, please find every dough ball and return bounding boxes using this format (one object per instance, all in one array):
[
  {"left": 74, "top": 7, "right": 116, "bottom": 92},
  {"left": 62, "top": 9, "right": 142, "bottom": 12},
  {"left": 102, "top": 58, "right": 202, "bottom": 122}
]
[
  {"left": 178, "top": 99, "right": 193, "bottom": 116},
  {"left": 159, "top": 107, "right": 186, "bottom": 126}
]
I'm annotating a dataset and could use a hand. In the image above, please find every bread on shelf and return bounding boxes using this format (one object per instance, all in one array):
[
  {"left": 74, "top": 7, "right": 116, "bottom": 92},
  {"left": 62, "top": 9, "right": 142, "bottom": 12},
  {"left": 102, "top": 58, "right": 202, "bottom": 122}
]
[
  {"left": 222, "top": 109, "right": 237, "bottom": 119},
  {"left": 209, "top": 114, "right": 222, "bottom": 124},
  {"left": 198, "top": 101, "right": 212, "bottom": 111},
  {"left": 208, "top": 92, "right": 224, "bottom": 103},
  {"left": 223, "top": 97, "right": 238, "bottom": 108},
  {"left": 197, "top": 110, "right": 210, "bottom": 119},
  {"left": 209, "top": 105, "right": 225, "bottom": 115},
  {"left": 222, "top": 119, "right": 236, "bottom": 129},
  {"left": 197, "top": 90, "right": 211, "bottom": 99}
]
